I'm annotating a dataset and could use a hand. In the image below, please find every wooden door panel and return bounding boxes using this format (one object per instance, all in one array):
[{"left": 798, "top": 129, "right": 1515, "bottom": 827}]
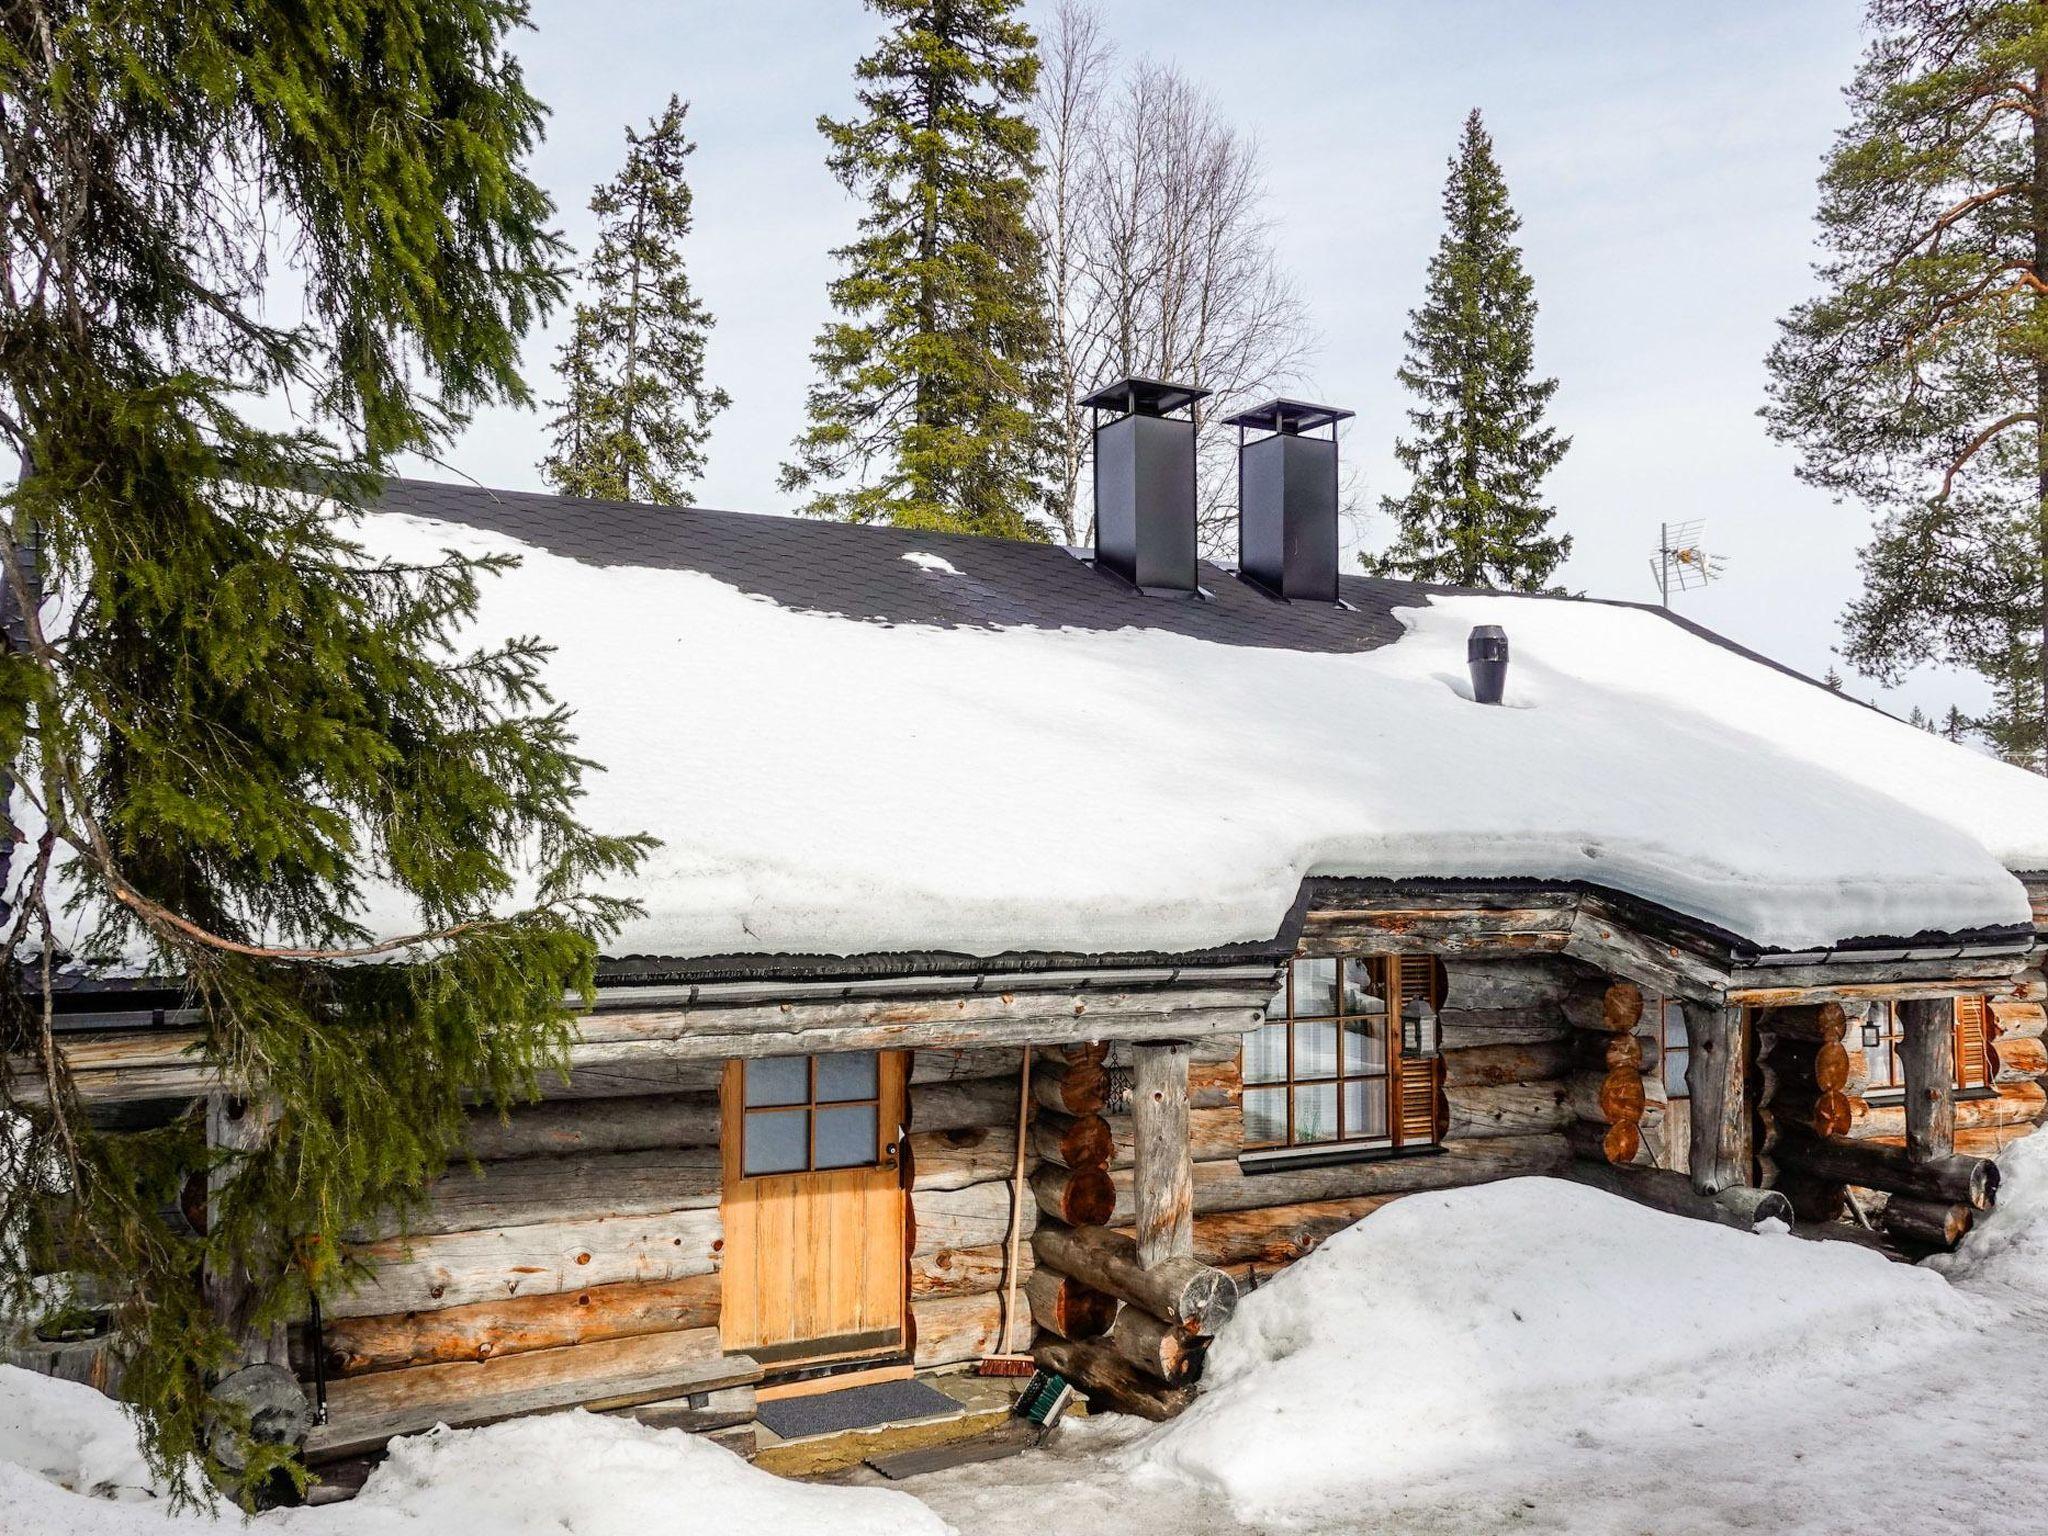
[{"left": 720, "top": 1052, "right": 906, "bottom": 1362}]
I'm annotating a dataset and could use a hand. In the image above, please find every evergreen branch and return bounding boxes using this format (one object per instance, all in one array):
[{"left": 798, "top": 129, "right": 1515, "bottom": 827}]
[{"left": 1937, "top": 409, "right": 2038, "bottom": 499}]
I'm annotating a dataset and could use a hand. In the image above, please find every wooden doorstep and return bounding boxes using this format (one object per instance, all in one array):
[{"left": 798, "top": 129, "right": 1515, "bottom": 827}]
[{"left": 757, "top": 1362, "right": 914, "bottom": 1403}]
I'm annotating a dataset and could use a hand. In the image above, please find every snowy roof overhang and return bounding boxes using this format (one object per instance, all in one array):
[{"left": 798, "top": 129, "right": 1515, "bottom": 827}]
[{"left": 317, "top": 478, "right": 2048, "bottom": 970}]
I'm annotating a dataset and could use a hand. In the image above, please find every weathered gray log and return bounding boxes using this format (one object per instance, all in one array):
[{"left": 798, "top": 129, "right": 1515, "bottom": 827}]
[
  {"left": 909, "top": 1075, "right": 1021, "bottom": 1135},
  {"left": 1436, "top": 1007, "right": 1570, "bottom": 1050},
  {"left": 1031, "top": 1223, "right": 1236, "bottom": 1334},
  {"left": 1775, "top": 1124, "right": 1998, "bottom": 1209},
  {"left": 1441, "top": 1041, "right": 1573, "bottom": 1086},
  {"left": 910, "top": 1293, "right": 1005, "bottom": 1368},
  {"left": 1109, "top": 1134, "right": 1568, "bottom": 1222},
  {"left": 1442, "top": 959, "right": 1581, "bottom": 1010},
  {"left": 1104, "top": 1304, "right": 1202, "bottom": 1385},
  {"left": 1566, "top": 1155, "right": 1792, "bottom": 1230},
  {"left": 530, "top": 1059, "right": 726, "bottom": 1101},
  {"left": 1684, "top": 1003, "right": 1750, "bottom": 1196},
  {"left": 1442, "top": 1081, "right": 1571, "bottom": 1140},
  {"left": 909, "top": 1240, "right": 1032, "bottom": 1300},
  {"left": 1032, "top": 1336, "right": 1196, "bottom": 1421},
  {"left": 206, "top": 1095, "right": 293, "bottom": 1371},
  {"left": 1031, "top": 1163, "right": 1116, "bottom": 1226},
  {"left": 1023, "top": 1268, "right": 1117, "bottom": 1340},
  {"left": 1881, "top": 1195, "right": 1973, "bottom": 1250},
  {"left": 911, "top": 1047, "right": 1027, "bottom": 1084},
  {"left": 912, "top": 1178, "right": 1035, "bottom": 1255},
  {"left": 373, "top": 1146, "right": 721, "bottom": 1239},
  {"left": 908, "top": 1124, "right": 1029, "bottom": 1192},
  {"left": 1900, "top": 997, "right": 1957, "bottom": 1164},
  {"left": 334, "top": 1208, "right": 723, "bottom": 1317},
  {"left": 462, "top": 1093, "right": 720, "bottom": 1161},
  {"left": 1131, "top": 1042, "right": 1194, "bottom": 1266}
]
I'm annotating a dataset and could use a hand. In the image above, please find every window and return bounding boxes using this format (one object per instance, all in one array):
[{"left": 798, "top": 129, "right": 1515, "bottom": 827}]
[
  {"left": 1653, "top": 996, "right": 1689, "bottom": 1100},
  {"left": 1243, "top": 956, "right": 1445, "bottom": 1154},
  {"left": 1857, "top": 999, "right": 1994, "bottom": 1097},
  {"left": 740, "top": 1052, "right": 886, "bottom": 1176}
]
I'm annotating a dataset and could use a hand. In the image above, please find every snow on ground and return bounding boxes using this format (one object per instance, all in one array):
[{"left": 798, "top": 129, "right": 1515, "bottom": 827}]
[
  {"left": 13, "top": 1153, "right": 2048, "bottom": 1536},
  {"left": 0, "top": 1387, "right": 946, "bottom": 1536},
  {"left": 297, "top": 510, "right": 2044, "bottom": 962}
]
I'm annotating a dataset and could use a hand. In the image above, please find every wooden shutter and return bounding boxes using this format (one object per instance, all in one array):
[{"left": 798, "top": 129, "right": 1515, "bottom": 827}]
[
  {"left": 1391, "top": 956, "right": 1446, "bottom": 1146},
  {"left": 1954, "top": 996, "right": 1993, "bottom": 1091}
]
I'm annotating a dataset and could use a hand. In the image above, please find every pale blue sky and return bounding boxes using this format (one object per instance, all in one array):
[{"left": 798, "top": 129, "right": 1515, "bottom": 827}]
[{"left": 407, "top": 3, "right": 1947, "bottom": 714}]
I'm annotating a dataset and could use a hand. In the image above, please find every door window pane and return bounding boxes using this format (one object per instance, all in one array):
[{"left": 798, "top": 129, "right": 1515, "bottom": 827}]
[
  {"left": 814, "top": 1104, "right": 879, "bottom": 1169},
  {"left": 1295, "top": 1021, "right": 1339, "bottom": 1079},
  {"left": 816, "top": 1051, "right": 878, "bottom": 1103},
  {"left": 1293, "top": 957, "right": 1340, "bottom": 1017},
  {"left": 1344, "top": 1079, "right": 1389, "bottom": 1141},
  {"left": 745, "top": 1056, "right": 809, "bottom": 1108},
  {"left": 1244, "top": 1086, "right": 1288, "bottom": 1147},
  {"left": 1244, "top": 1022, "right": 1289, "bottom": 1084},
  {"left": 743, "top": 1109, "right": 809, "bottom": 1175},
  {"left": 1293, "top": 1082, "right": 1339, "bottom": 1143}
]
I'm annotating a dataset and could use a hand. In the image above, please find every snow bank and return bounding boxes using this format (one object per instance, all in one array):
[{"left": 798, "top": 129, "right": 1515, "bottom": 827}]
[
  {"left": 323, "top": 511, "right": 2039, "bottom": 960},
  {"left": 1129, "top": 1177, "right": 1990, "bottom": 1524},
  {"left": 1930, "top": 1126, "right": 2048, "bottom": 1301},
  {"left": 0, "top": 1371, "right": 950, "bottom": 1536}
]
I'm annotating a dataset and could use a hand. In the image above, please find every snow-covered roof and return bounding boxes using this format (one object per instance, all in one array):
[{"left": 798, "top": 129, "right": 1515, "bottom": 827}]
[{"left": 360, "top": 479, "right": 2048, "bottom": 961}]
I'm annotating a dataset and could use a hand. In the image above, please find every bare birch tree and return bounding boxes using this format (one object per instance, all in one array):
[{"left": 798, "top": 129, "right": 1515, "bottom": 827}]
[{"left": 1032, "top": 2, "right": 1313, "bottom": 548}]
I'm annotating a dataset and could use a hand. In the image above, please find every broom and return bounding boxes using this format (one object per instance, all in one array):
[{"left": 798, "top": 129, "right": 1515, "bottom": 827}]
[{"left": 977, "top": 1043, "right": 1038, "bottom": 1376}]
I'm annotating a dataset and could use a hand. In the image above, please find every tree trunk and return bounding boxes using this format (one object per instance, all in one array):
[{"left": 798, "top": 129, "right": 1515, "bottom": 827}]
[{"left": 1030, "top": 1223, "right": 1236, "bottom": 1334}]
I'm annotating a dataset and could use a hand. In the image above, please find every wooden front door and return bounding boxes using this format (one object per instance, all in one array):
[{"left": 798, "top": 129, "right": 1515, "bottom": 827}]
[{"left": 719, "top": 1050, "right": 908, "bottom": 1364}]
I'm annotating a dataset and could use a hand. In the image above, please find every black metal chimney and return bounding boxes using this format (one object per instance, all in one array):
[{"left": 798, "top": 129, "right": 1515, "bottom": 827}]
[
  {"left": 1083, "top": 377, "right": 1212, "bottom": 596},
  {"left": 1468, "top": 625, "right": 1509, "bottom": 704},
  {"left": 1224, "top": 398, "right": 1354, "bottom": 603}
]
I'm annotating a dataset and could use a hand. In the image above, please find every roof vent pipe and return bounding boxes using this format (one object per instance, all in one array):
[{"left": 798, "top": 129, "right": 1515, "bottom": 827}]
[
  {"left": 1468, "top": 625, "right": 1509, "bottom": 704},
  {"left": 1224, "top": 398, "right": 1355, "bottom": 603},
  {"left": 1083, "top": 376, "right": 1211, "bottom": 596}
]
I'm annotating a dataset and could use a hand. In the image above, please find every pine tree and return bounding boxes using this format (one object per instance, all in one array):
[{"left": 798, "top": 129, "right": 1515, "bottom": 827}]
[
  {"left": 0, "top": 2, "right": 648, "bottom": 1497},
  {"left": 542, "top": 96, "right": 728, "bottom": 503},
  {"left": 1943, "top": 703, "right": 1976, "bottom": 743},
  {"left": 1765, "top": 0, "right": 2048, "bottom": 774},
  {"left": 1370, "top": 110, "right": 1571, "bottom": 590},
  {"left": 782, "top": 0, "right": 1053, "bottom": 537}
]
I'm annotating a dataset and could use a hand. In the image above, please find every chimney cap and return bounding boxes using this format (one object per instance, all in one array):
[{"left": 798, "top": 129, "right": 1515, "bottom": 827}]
[
  {"left": 1221, "top": 397, "right": 1355, "bottom": 435},
  {"left": 1080, "top": 376, "right": 1212, "bottom": 419}
]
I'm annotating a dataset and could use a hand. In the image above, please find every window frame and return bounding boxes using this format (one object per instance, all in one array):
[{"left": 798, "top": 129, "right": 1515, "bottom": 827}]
[
  {"left": 1242, "top": 955, "right": 1444, "bottom": 1158},
  {"left": 1858, "top": 998, "right": 1997, "bottom": 1103},
  {"left": 739, "top": 1052, "right": 886, "bottom": 1177}
]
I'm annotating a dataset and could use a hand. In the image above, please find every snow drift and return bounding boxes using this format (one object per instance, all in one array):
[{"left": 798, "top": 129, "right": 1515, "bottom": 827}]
[
  {"left": 326, "top": 507, "right": 2044, "bottom": 961},
  {"left": 1129, "top": 1175, "right": 2015, "bottom": 1527}
]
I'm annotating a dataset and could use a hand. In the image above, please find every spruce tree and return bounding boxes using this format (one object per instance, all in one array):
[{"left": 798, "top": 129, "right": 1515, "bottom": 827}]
[
  {"left": 542, "top": 96, "right": 728, "bottom": 503},
  {"left": 1370, "top": 111, "right": 1570, "bottom": 590},
  {"left": 1765, "top": 1, "right": 2048, "bottom": 773},
  {"left": 782, "top": 0, "right": 1053, "bottom": 537},
  {"left": 0, "top": 1, "right": 648, "bottom": 1496}
]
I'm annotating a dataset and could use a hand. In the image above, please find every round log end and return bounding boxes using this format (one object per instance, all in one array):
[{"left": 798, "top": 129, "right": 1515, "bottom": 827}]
[{"left": 1601, "top": 1120, "right": 1641, "bottom": 1166}]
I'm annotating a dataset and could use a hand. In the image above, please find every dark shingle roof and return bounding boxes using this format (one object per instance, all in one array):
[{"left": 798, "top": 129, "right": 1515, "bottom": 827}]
[
  {"left": 375, "top": 477, "right": 1429, "bottom": 652},
  {"left": 375, "top": 478, "right": 1859, "bottom": 705}
]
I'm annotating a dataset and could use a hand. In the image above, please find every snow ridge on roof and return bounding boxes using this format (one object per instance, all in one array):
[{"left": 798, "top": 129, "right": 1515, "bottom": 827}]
[{"left": 351, "top": 480, "right": 2046, "bottom": 959}]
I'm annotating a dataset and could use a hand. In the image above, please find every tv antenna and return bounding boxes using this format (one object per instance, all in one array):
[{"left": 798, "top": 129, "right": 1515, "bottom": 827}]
[{"left": 1650, "top": 520, "right": 1726, "bottom": 608}]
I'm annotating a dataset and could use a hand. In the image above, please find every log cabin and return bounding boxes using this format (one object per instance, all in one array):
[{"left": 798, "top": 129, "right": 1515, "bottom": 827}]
[{"left": 8, "top": 381, "right": 2048, "bottom": 1470}]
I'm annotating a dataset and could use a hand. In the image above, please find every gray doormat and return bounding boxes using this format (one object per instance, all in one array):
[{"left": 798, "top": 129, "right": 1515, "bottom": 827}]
[{"left": 756, "top": 1378, "right": 962, "bottom": 1441}]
